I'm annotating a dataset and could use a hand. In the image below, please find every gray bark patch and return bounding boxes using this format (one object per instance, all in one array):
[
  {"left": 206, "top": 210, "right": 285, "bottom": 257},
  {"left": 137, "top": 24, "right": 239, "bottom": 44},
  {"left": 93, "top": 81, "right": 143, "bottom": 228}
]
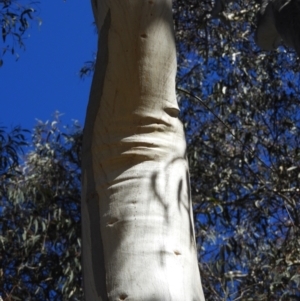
[{"left": 82, "top": 9, "right": 111, "bottom": 300}]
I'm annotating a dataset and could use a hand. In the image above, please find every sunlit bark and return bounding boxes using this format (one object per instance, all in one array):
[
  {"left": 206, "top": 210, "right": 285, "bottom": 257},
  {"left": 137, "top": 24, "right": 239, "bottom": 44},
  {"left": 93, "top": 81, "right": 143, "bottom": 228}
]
[{"left": 81, "top": 1, "right": 205, "bottom": 300}]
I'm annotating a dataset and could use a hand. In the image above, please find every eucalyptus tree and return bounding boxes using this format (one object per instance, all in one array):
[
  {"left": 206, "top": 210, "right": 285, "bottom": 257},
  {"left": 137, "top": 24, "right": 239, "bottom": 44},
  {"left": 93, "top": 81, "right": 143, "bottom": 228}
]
[
  {"left": 81, "top": 1, "right": 205, "bottom": 300},
  {"left": 81, "top": 0, "right": 300, "bottom": 300},
  {"left": 2, "top": 0, "right": 300, "bottom": 300}
]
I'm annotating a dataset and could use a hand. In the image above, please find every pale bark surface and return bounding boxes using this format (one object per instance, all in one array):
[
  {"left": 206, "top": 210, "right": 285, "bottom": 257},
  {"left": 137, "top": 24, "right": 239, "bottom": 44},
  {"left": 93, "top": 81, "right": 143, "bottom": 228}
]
[{"left": 81, "top": 1, "right": 205, "bottom": 300}]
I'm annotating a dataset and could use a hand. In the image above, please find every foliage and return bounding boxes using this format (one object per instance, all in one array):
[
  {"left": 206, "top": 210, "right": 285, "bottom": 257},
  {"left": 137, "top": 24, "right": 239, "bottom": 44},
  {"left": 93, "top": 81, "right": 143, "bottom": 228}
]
[
  {"left": 173, "top": 0, "right": 300, "bottom": 300},
  {"left": 0, "top": 115, "right": 83, "bottom": 301},
  {"left": 2, "top": 0, "right": 300, "bottom": 300},
  {"left": 0, "top": 125, "right": 28, "bottom": 177},
  {"left": 0, "top": 0, "right": 40, "bottom": 65},
  {"left": 79, "top": 55, "right": 95, "bottom": 79}
]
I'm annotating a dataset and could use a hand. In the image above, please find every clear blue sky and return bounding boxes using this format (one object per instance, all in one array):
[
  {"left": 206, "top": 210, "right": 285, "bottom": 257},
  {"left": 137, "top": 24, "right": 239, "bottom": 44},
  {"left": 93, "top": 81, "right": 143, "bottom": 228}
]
[{"left": 1, "top": 0, "right": 96, "bottom": 131}]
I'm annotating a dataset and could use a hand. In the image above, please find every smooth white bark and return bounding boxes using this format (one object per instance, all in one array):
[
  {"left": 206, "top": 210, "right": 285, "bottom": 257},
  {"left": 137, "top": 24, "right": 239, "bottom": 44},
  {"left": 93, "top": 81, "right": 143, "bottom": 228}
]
[{"left": 81, "top": 1, "right": 205, "bottom": 300}]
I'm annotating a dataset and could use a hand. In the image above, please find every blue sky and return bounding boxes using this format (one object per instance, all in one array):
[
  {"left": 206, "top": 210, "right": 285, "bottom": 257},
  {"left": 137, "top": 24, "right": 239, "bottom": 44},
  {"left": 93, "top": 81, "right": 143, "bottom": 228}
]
[{"left": 1, "top": 0, "right": 96, "bottom": 131}]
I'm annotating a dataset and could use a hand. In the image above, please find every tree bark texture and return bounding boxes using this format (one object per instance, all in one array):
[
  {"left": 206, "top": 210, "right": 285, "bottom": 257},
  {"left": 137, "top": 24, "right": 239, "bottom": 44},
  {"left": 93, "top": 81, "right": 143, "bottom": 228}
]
[{"left": 81, "top": 1, "right": 205, "bottom": 300}]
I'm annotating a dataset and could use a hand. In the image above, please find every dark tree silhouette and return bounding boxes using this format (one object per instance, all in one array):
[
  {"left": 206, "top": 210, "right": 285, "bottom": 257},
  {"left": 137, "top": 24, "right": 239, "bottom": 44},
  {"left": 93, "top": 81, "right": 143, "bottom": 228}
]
[{"left": 256, "top": 0, "right": 300, "bottom": 55}]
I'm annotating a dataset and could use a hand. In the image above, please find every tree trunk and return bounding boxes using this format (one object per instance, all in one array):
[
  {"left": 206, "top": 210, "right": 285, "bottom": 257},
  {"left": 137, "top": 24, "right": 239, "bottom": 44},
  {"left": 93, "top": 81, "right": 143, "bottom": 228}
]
[{"left": 81, "top": 1, "right": 205, "bottom": 300}]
